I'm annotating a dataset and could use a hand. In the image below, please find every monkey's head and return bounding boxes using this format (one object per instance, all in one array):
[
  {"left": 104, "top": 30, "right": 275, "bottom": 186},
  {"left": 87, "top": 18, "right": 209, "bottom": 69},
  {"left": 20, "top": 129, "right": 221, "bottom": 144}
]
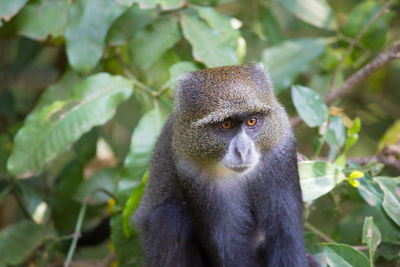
[{"left": 172, "top": 63, "right": 292, "bottom": 177}]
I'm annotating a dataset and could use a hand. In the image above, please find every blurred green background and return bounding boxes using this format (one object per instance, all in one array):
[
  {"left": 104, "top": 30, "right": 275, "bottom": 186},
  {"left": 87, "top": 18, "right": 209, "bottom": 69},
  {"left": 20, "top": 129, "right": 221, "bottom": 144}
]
[{"left": 0, "top": 0, "right": 399, "bottom": 266}]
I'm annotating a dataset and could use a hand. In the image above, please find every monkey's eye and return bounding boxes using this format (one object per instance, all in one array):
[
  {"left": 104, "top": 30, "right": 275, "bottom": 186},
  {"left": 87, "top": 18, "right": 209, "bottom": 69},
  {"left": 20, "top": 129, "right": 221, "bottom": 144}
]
[
  {"left": 220, "top": 120, "right": 233, "bottom": 130},
  {"left": 246, "top": 117, "right": 258, "bottom": 126}
]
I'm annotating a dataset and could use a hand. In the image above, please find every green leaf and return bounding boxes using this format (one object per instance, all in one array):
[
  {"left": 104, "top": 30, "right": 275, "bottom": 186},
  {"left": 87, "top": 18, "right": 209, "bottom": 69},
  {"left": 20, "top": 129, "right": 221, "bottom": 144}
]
[
  {"left": 0, "top": 0, "right": 28, "bottom": 27},
  {"left": 15, "top": 0, "right": 69, "bottom": 40},
  {"left": 291, "top": 85, "right": 328, "bottom": 128},
  {"left": 258, "top": 5, "right": 284, "bottom": 45},
  {"left": 111, "top": 214, "right": 143, "bottom": 266},
  {"left": 275, "top": 0, "right": 336, "bottom": 30},
  {"left": 262, "top": 38, "right": 326, "bottom": 91},
  {"left": 122, "top": 107, "right": 167, "bottom": 181},
  {"left": 326, "top": 116, "right": 346, "bottom": 159},
  {"left": 299, "top": 161, "right": 346, "bottom": 201},
  {"left": 32, "top": 68, "right": 84, "bottom": 114},
  {"left": 128, "top": 16, "right": 181, "bottom": 70},
  {"left": 378, "top": 120, "right": 400, "bottom": 152},
  {"left": 342, "top": 1, "right": 395, "bottom": 50},
  {"left": 180, "top": 12, "right": 238, "bottom": 67},
  {"left": 116, "top": 0, "right": 184, "bottom": 10},
  {"left": 358, "top": 177, "right": 383, "bottom": 207},
  {"left": 324, "top": 243, "right": 371, "bottom": 267},
  {"left": 0, "top": 134, "right": 12, "bottom": 174},
  {"left": 7, "top": 73, "right": 133, "bottom": 177},
  {"left": 75, "top": 168, "right": 118, "bottom": 205},
  {"left": 374, "top": 177, "right": 400, "bottom": 227},
  {"left": 166, "top": 61, "right": 199, "bottom": 88},
  {"left": 0, "top": 221, "right": 53, "bottom": 265},
  {"left": 362, "top": 217, "right": 381, "bottom": 254},
  {"left": 122, "top": 172, "right": 148, "bottom": 237},
  {"left": 344, "top": 117, "right": 361, "bottom": 152},
  {"left": 65, "top": 0, "right": 126, "bottom": 73},
  {"left": 192, "top": 5, "right": 241, "bottom": 48},
  {"left": 107, "top": 5, "right": 156, "bottom": 46}
]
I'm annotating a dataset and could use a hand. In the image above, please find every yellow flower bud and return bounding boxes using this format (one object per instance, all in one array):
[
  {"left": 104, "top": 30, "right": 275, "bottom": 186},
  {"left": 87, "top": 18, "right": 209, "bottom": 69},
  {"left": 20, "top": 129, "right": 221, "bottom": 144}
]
[
  {"left": 348, "top": 170, "right": 364, "bottom": 180},
  {"left": 348, "top": 179, "right": 360, "bottom": 188},
  {"left": 107, "top": 198, "right": 116, "bottom": 214}
]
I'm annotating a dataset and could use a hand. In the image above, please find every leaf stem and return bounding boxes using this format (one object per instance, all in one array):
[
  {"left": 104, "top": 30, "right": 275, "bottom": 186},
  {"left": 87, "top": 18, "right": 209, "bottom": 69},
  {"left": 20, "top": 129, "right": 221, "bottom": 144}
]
[
  {"left": 64, "top": 188, "right": 115, "bottom": 267},
  {"left": 11, "top": 185, "right": 33, "bottom": 221},
  {"left": 304, "top": 222, "right": 335, "bottom": 243},
  {"left": 64, "top": 200, "right": 87, "bottom": 267}
]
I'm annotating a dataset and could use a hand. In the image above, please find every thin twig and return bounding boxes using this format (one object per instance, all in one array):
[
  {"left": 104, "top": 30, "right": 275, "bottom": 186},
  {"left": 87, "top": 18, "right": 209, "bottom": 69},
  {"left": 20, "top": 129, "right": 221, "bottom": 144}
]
[
  {"left": 64, "top": 188, "right": 116, "bottom": 267},
  {"left": 64, "top": 200, "right": 87, "bottom": 267},
  {"left": 115, "top": 51, "right": 155, "bottom": 95},
  {"left": 304, "top": 222, "right": 335, "bottom": 243},
  {"left": 329, "top": 0, "right": 395, "bottom": 91},
  {"left": 11, "top": 189, "right": 33, "bottom": 221}
]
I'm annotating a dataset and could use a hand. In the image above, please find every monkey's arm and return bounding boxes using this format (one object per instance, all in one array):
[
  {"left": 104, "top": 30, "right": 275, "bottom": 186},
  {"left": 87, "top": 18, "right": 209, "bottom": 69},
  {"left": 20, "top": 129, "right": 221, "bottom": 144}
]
[
  {"left": 253, "top": 138, "right": 307, "bottom": 266},
  {"left": 139, "top": 200, "right": 206, "bottom": 267},
  {"left": 134, "top": 119, "right": 207, "bottom": 267}
]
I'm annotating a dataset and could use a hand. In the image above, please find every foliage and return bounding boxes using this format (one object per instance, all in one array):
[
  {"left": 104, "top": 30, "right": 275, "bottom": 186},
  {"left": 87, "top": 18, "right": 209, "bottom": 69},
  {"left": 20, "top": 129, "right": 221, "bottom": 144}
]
[{"left": 0, "top": 0, "right": 400, "bottom": 266}]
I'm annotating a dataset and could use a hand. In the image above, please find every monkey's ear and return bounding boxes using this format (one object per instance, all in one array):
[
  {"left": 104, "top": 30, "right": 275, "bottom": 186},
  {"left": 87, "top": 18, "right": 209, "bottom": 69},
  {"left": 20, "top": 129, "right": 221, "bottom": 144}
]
[{"left": 250, "top": 62, "right": 274, "bottom": 91}]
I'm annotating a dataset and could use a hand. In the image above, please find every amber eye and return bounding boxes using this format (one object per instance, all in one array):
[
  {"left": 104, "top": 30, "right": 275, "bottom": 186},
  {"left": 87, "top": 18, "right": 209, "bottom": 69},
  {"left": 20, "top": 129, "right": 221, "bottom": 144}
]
[
  {"left": 221, "top": 120, "right": 233, "bottom": 130},
  {"left": 247, "top": 117, "right": 257, "bottom": 126}
]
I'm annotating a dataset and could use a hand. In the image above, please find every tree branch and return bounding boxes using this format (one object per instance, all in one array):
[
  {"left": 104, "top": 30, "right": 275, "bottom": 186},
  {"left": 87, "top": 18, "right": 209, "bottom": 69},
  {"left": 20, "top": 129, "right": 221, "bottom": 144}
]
[
  {"left": 291, "top": 40, "right": 400, "bottom": 128},
  {"left": 324, "top": 40, "right": 400, "bottom": 105},
  {"left": 329, "top": 0, "right": 396, "bottom": 91}
]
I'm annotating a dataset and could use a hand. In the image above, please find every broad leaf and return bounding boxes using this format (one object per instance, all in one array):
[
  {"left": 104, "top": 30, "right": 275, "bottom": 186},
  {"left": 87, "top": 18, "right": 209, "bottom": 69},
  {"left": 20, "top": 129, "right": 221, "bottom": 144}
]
[
  {"left": 378, "top": 120, "right": 400, "bottom": 152},
  {"left": 166, "top": 61, "right": 199, "bottom": 88},
  {"left": 180, "top": 12, "right": 238, "bottom": 67},
  {"left": 192, "top": 5, "right": 240, "bottom": 48},
  {"left": 275, "top": 0, "right": 336, "bottom": 30},
  {"left": 0, "top": 221, "right": 53, "bottom": 265},
  {"left": 299, "top": 161, "right": 345, "bottom": 201},
  {"left": 128, "top": 16, "right": 181, "bottom": 69},
  {"left": 362, "top": 217, "right": 381, "bottom": 254},
  {"left": 342, "top": 1, "right": 395, "bottom": 50},
  {"left": 0, "top": 0, "right": 28, "bottom": 27},
  {"left": 258, "top": 5, "right": 284, "bottom": 45},
  {"left": 107, "top": 6, "right": 156, "bottom": 46},
  {"left": 357, "top": 177, "right": 383, "bottom": 207},
  {"left": 326, "top": 116, "right": 346, "bottom": 159},
  {"left": 116, "top": 0, "right": 184, "bottom": 10},
  {"left": 324, "top": 243, "right": 371, "bottom": 267},
  {"left": 122, "top": 108, "right": 167, "bottom": 181},
  {"left": 7, "top": 73, "right": 133, "bottom": 177},
  {"left": 33, "top": 68, "right": 84, "bottom": 114},
  {"left": 122, "top": 172, "right": 148, "bottom": 237},
  {"left": 15, "top": 0, "right": 69, "bottom": 40},
  {"left": 262, "top": 38, "right": 325, "bottom": 91},
  {"left": 65, "top": 0, "right": 126, "bottom": 73},
  {"left": 374, "top": 177, "right": 400, "bottom": 227},
  {"left": 291, "top": 85, "right": 328, "bottom": 128}
]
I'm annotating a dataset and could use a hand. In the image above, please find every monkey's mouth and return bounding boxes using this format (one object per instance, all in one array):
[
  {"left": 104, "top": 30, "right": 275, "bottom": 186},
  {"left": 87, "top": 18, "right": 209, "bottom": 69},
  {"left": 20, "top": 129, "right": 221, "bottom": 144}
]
[{"left": 227, "top": 164, "right": 253, "bottom": 173}]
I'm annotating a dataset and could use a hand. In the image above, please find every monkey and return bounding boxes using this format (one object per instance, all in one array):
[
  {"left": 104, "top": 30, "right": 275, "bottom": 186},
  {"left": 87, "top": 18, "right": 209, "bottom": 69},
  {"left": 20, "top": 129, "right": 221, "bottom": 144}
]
[{"left": 134, "top": 63, "right": 313, "bottom": 266}]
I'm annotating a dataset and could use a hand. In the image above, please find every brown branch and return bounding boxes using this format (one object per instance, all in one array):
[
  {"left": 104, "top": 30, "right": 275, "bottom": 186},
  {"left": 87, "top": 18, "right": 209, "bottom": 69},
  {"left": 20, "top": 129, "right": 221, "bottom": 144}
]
[
  {"left": 329, "top": 0, "right": 396, "bottom": 91},
  {"left": 291, "top": 40, "right": 400, "bottom": 128},
  {"left": 324, "top": 40, "right": 400, "bottom": 105}
]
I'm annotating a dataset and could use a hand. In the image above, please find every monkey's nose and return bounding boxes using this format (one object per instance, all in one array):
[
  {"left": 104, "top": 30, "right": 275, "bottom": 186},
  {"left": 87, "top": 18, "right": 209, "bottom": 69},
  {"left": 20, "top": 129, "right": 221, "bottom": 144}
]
[{"left": 235, "top": 146, "right": 251, "bottom": 162}]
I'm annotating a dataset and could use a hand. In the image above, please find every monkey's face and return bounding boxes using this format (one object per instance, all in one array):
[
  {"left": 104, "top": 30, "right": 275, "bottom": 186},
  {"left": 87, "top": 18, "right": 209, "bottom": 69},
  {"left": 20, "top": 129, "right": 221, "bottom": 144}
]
[
  {"left": 215, "top": 114, "right": 263, "bottom": 173},
  {"left": 173, "top": 109, "right": 284, "bottom": 177}
]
